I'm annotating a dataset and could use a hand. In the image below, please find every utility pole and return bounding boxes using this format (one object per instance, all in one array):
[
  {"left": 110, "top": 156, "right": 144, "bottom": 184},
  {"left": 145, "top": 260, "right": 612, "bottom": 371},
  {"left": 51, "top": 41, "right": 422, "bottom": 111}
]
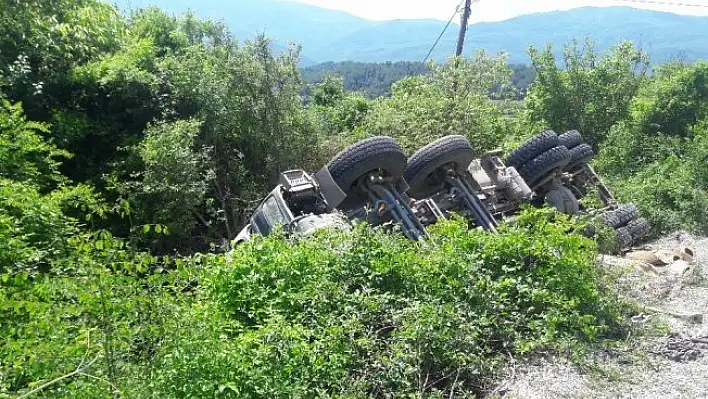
[{"left": 456, "top": 0, "right": 473, "bottom": 57}]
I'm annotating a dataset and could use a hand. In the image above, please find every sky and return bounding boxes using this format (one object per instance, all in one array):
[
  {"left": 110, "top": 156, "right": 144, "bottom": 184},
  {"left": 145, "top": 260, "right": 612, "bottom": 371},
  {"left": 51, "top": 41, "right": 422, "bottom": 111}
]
[{"left": 289, "top": 0, "right": 708, "bottom": 22}]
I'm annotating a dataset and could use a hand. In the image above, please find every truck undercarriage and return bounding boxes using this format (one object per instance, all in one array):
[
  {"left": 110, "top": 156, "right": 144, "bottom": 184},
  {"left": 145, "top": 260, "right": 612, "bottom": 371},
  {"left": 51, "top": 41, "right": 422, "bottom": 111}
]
[{"left": 234, "top": 130, "right": 650, "bottom": 251}]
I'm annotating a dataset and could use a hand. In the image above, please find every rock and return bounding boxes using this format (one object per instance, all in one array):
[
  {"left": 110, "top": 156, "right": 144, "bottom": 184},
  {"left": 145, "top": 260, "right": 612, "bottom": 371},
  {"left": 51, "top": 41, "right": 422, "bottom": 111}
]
[
  {"left": 666, "top": 260, "right": 693, "bottom": 277},
  {"left": 655, "top": 249, "right": 683, "bottom": 265},
  {"left": 656, "top": 335, "right": 703, "bottom": 362},
  {"left": 627, "top": 250, "right": 664, "bottom": 265}
]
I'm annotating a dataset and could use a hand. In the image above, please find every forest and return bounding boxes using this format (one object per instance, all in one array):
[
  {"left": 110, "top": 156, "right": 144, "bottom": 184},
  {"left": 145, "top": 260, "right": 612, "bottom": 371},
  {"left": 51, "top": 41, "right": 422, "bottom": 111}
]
[
  {"left": 2, "top": 0, "right": 708, "bottom": 397},
  {"left": 301, "top": 61, "right": 536, "bottom": 99}
]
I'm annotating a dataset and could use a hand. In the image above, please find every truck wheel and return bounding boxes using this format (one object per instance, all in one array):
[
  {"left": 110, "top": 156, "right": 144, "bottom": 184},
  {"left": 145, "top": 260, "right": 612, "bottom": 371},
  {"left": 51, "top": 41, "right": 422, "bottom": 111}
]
[
  {"left": 517, "top": 146, "right": 571, "bottom": 186},
  {"left": 506, "top": 130, "right": 559, "bottom": 169},
  {"left": 626, "top": 217, "right": 651, "bottom": 242},
  {"left": 616, "top": 218, "right": 650, "bottom": 249},
  {"left": 326, "top": 135, "right": 407, "bottom": 197},
  {"left": 566, "top": 143, "right": 595, "bottom": 169},
  {"left": 616, "top": 226, "right": 634, "bottom": 249},
  {"left": 558, "top": 130, "right": 584, "bottom": 150},
  {"left": 403, "top": 135, "right": 475, "bottom": 198},
  {"left": 601, "top": 204, "right": 638, "bottom": 229}
]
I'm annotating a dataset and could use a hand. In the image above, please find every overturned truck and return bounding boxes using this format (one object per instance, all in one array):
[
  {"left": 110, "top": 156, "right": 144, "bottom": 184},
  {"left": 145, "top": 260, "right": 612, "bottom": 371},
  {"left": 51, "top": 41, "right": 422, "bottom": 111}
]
[{"left": 233, "top": 130, "right": 650, "bottom": 250}]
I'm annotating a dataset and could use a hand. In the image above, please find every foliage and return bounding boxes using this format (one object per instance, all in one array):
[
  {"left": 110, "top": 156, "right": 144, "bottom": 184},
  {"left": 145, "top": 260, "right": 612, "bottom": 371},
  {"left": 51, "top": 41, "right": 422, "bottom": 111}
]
[
  {"left": 130, "top": 119, "right": 211, "bottom": 242},
  {"left": 361, "top": 53, "right": 512, "bottom": 153},
  {"left": 308, "top": 75, "right": 372, "bottom": 141},
  {"left": 191, "top": 215, "right": 624, "bottom": 398},
  {"left": 2, "top": 214, "right": 627, "bottom": 398},
  {"left": 0, "top": 98, "right": 70, "bottom": 189},
  {"left": 0, "top": 0, "right": 124, "bottom": 118},
  {"left": 596, "top": 61, "right": 708, "bottom": 234},
  {"left": 303, "top": 61, "right": 536, "bottom": 101},
  {"left": 632, "top": 61, "right": 708, "bottom": 139},
  {"left": 3, "top": 4, "right": 326, "bottom": 252},
  {"left": 2, "top": 1, "right": 707, "bottom": 397},
  {"left": 303, "top": 61, "right": 430, "bottom": 98},
  {"left": 0, "top": 99, "right": 103, "bottom": 275},
  {"left": 527, "top": 39, "right": 648, "bottom": 147},
  {"left": 510, "top": 64, "right": 537, "bottom": 99},
  {"left": 1, "top": 231, "right": 199, "bottom": 398},
  {"left": 602, "top": 122, "right": 708, "bottom": 235},
  {"left": 0, "top": 179, "right": 79, "bottom": 274}
]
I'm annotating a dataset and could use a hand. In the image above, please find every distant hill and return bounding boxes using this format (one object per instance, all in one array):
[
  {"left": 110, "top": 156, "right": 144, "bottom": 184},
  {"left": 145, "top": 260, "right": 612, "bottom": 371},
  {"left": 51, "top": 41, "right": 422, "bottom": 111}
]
[{"left": 110, "top": 0, "right": 708, "bottom": 64}]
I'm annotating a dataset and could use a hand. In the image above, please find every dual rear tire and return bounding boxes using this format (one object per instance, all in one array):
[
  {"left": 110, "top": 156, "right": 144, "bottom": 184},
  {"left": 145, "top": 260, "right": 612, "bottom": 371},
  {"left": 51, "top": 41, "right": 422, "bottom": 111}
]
[
  {"left": 506, "top": 131, "right": 570, "bottom": 188},
  {"left": 600, "top": 203, "right": 650, "bottom": 249}
]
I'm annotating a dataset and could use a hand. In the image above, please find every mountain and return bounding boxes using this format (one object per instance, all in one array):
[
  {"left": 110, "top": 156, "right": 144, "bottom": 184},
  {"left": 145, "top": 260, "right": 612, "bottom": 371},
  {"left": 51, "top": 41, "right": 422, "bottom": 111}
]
[
  {"left": 320, "top": 7, "right": 708, "bottom": 63},
  {"left": 109, "top": 0, "right": 708, "bottom": 64},
  {"left": 113, "top": 0, "right": 375, "bottom": 64}
]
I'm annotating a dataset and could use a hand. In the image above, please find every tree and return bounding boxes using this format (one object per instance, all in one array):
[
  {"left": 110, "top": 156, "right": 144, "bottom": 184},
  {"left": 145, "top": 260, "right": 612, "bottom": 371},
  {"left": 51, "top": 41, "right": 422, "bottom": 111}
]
[
  {"left": 0, "top": 98, "right": 70, "bottom": 189},
  {"left": 312, "top": 75, "right": 346, "bottom": 107},
  {"left": 526, "top": 39, "right": 648, "bottom": 147},
  {"left": 302, "top": 61, "right": 430, "bottom": 98},
  {"left": 0, "top": 0, "right": 124, "bottom": 120},
  {"left": 129, "top": 119, "right": 211, "bottom": 243},
  {"left": 632, "top": 61, "right": 708, "bottom": 138},
  {"left": 362, "top": 53, "right": 511, "bottom": 153}
]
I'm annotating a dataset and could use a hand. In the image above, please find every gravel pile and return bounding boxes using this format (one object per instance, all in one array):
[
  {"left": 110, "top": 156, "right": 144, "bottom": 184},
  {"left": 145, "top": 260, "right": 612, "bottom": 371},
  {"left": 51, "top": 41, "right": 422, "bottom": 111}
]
[{"left": 491, "top": 231, "right": 708, "bottom": 399}]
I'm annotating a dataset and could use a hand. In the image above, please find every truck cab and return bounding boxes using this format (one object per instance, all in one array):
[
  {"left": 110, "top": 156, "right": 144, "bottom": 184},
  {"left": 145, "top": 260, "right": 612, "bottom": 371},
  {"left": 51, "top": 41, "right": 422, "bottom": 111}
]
[{"left": 232, "top": 169, "right": 350, "bottom": 246}]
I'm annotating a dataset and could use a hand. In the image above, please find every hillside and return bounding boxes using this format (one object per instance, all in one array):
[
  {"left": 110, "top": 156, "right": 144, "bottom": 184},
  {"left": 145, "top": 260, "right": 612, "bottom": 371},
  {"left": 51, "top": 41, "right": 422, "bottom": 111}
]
[
  {"left": 5, "top": 1, "right": 708, "bottom": 397},
  {"left": 110, "top": 0, "right": 708, "bottom": 63}
]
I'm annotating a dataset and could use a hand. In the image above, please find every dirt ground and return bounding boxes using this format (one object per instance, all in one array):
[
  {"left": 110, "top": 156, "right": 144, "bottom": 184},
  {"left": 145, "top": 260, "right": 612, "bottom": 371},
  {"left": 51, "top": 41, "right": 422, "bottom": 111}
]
[{"left": 490, "top": 231, "right": 708, "bottom": 399}]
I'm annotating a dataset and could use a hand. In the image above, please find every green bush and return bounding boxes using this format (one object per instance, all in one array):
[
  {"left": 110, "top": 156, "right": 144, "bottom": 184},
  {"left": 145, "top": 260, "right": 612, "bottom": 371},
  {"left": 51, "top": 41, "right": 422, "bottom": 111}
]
[
  {"left": 3, "top": 213, "right": 628, "bottom": 398},
  {"left": 361, "top": 54, "right": 511, "bottom": 154},
  {"left": 1, "top": 231, "right": 200, "bottom": 398},
  {"left": 0, "top": 98, "right": 70, "bottom": 189},
  {"left": 0, "top": 178, "right": 80, "bottom": 274},
  {"left": 596, "top": 62, "right": 708, "bottom": 235},
  {"left": 179, "top": 214, "right": 624, "bottom": 398},
  {"left": 526, "top": 40, "right": 648, "bottom": 147},
  {"left": 606, "top": 128, "right": 708, "bottom": 235}
]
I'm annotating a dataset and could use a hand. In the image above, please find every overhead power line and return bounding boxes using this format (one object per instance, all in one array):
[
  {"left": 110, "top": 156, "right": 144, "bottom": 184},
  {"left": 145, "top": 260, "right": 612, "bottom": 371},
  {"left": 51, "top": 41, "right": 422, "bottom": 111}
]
[
  {"left": 614, "top": 0, "right": 708, "bottom": 8},
  {"left": 423, "top": 0, "right": 466, "bottom": 63}
]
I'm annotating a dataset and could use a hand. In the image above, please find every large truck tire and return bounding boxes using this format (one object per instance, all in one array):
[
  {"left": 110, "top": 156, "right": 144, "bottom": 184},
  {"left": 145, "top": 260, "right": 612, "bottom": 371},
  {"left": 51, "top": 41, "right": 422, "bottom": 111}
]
[
  {"left": 326, "top": 136, "right": 407, "bottom": 197},
  {"left": 517, "top": 146, "right": 571, "bottom": 186},
  {"left": 626, "top": 217, "right": 651, "bottom": 242},
  {"left": 601, "top": 204, "right": 639, "bottom": 229},
  {"left": 558, "top": 129, "right": 584, "bottom": 150},
  {"left": 544, "top": 184, "right": 580, "bottom": 215},
  {"left": 566, "top": 143, "right": 595, "bottom": 170},
  {"left": 506, "top": 130, "right": 559, "bottom": 170},
  {"left": 403, "top": 135, "right": 475, "bottom": 198}
]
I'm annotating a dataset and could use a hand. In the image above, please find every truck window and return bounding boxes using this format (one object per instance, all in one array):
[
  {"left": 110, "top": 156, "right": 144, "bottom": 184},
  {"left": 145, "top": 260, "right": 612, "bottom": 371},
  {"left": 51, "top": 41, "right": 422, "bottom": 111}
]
[
  {"left": 252, "top": 195, "right": 288, "bottom": 235},
  {"left": 262, "top": 196, "right": 288, "bottom": 226}
]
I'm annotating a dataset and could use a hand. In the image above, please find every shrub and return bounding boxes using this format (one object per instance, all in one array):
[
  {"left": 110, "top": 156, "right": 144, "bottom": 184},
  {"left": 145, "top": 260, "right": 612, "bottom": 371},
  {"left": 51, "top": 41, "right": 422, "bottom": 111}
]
[
  {"left": 607, "top": 127, "right": 708, "bottom": 235},
  {"left": 597, "top": 62, "right": 708, "bottom": 235},
  {"left": 0, "top": 98, "right": 70, "bottom": 189},
  {"left": 361, "top": 53, "right": 511, "bottom": 154},
  {"left": 526, "top": 40, "right": 648, "bottom": 147},
  {"left": 172, "top": 213, "right": 627, "bottom": 398}
]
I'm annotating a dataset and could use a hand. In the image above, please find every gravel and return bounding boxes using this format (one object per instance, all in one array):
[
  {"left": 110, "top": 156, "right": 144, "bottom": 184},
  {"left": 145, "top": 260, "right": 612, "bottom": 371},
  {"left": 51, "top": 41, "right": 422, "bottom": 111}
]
[{"left": 490, "top": 231, "right": 708, "bottom": 399}]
